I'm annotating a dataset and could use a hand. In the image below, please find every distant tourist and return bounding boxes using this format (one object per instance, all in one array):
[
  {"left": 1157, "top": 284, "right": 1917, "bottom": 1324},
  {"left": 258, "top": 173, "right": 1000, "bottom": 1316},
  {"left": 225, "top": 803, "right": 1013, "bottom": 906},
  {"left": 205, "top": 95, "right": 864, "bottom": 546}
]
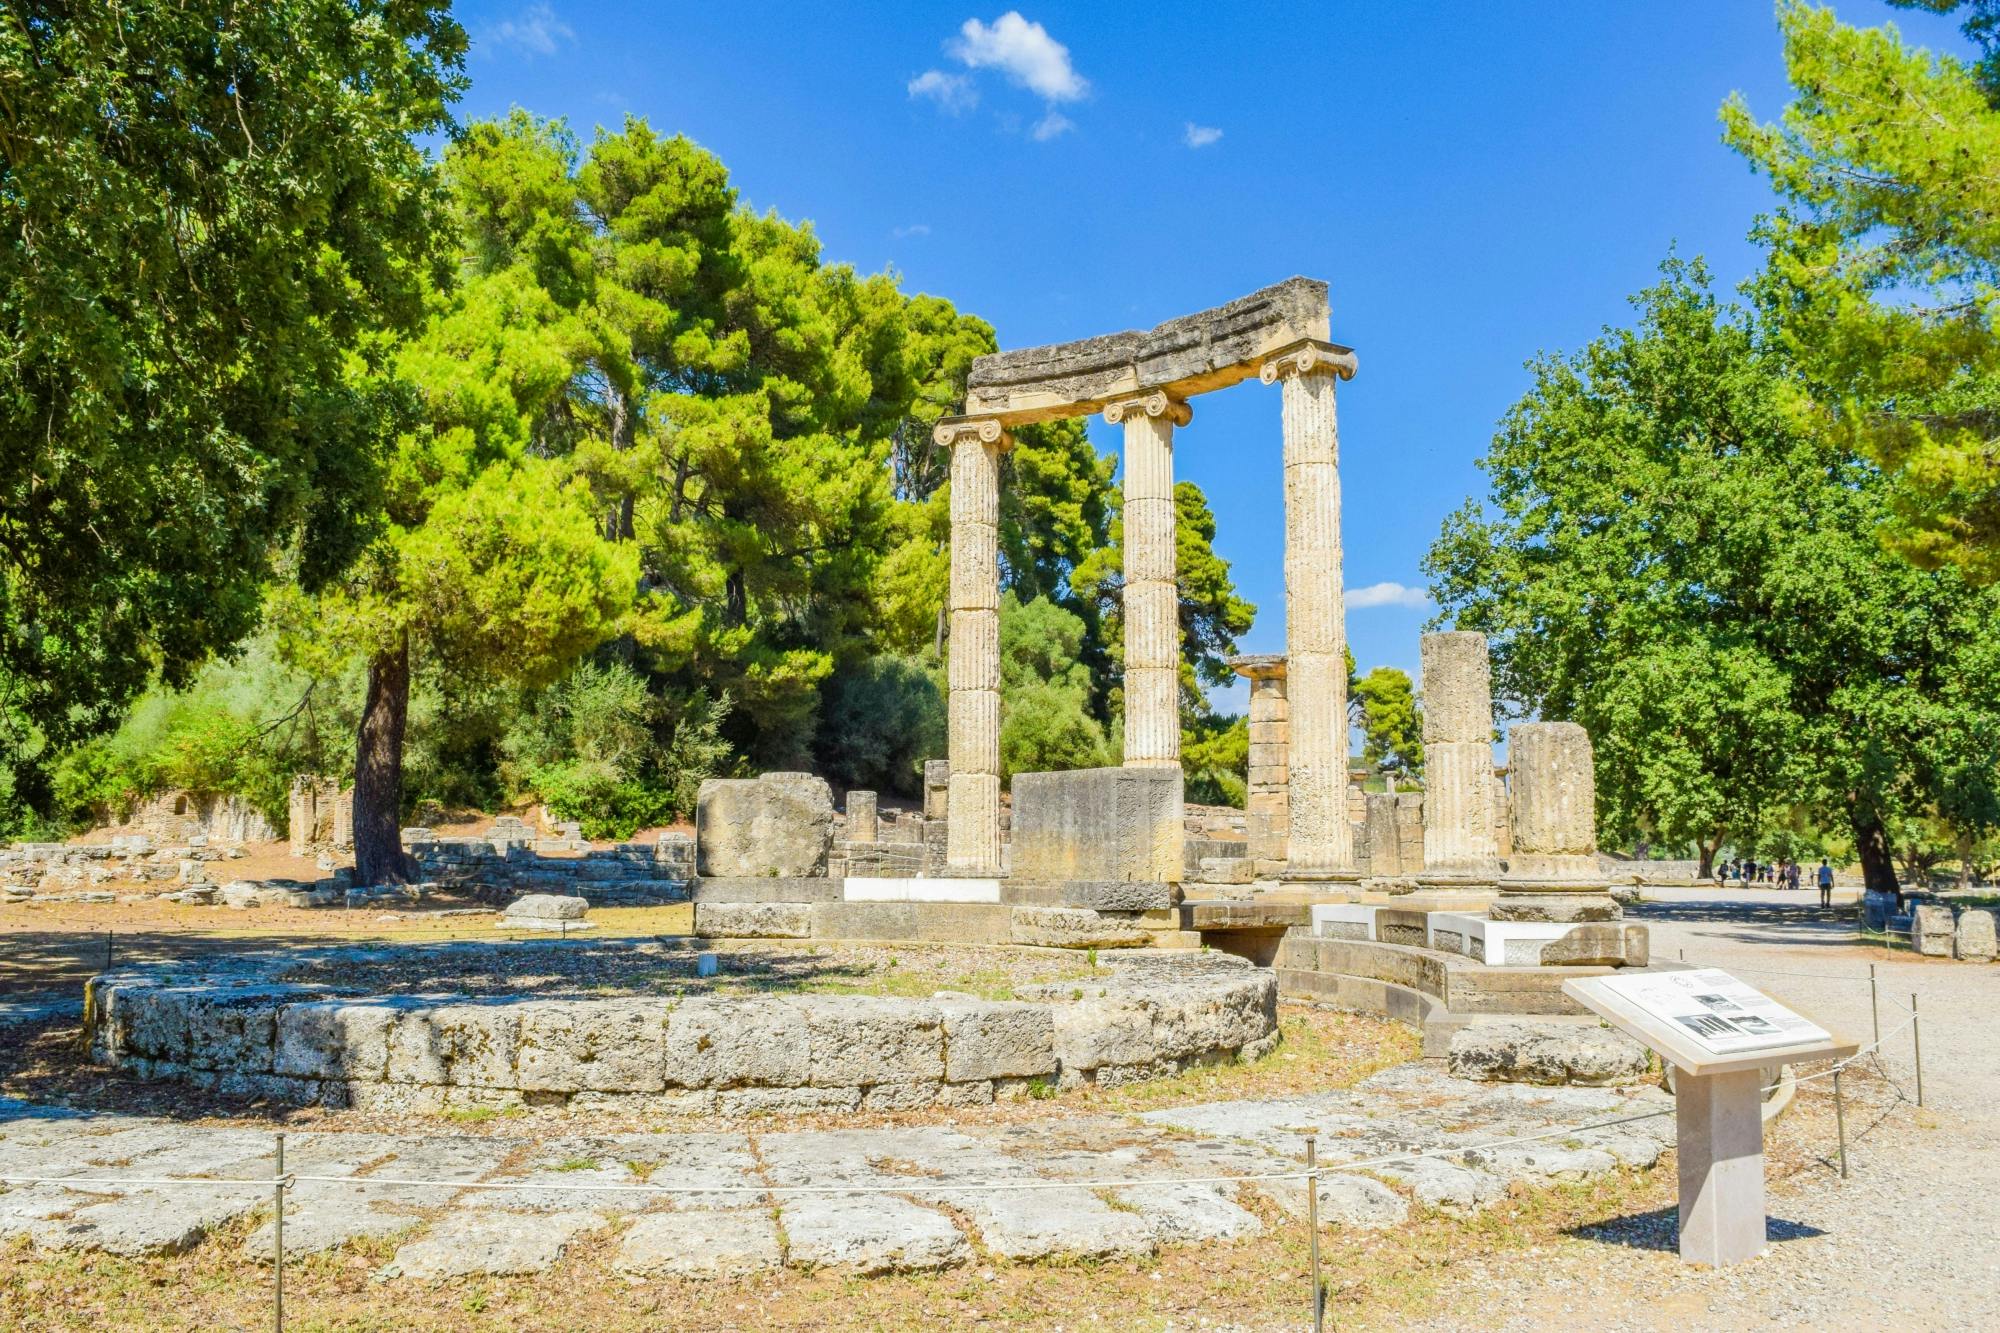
[{"left": 1817, "top": 859, "right": 1834, "bottom": 907}]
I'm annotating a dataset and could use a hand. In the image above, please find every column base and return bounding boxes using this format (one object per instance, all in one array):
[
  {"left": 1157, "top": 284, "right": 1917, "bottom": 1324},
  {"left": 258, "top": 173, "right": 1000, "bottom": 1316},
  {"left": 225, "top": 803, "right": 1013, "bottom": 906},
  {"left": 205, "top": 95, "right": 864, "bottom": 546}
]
[
  {"left": 1490, "top": 889, "right": 1620, "bottom": 922},
  {"left": 1281, "top": 867, "right": 1363, "bottom": 889}
]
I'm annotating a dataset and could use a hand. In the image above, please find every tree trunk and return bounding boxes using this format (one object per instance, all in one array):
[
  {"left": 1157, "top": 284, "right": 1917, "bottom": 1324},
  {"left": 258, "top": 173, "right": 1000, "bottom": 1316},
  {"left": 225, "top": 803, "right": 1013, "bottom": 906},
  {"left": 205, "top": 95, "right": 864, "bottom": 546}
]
[
  {"left": 352, "top": 632, "right": 415, "bottom": 887},
  {"left": 1697, "top": 832, "right": 1724, "bottom": 881},
  {"left": 1850, "top": 811, "right": 1898, "bottom": 895}
]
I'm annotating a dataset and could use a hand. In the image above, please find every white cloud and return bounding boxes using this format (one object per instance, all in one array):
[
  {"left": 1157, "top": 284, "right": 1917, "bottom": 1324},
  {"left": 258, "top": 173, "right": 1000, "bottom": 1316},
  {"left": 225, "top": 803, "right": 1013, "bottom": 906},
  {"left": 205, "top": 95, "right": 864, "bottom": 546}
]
[
  {"left": 892, "top": 223, "right": 932, "bottom": 239},
  {"left": 1031, "top": 109, "right": 1074, "bottom": 141},
  {"left": 483, "top": 3, "right": 574, "bottom": 58},
  {"left": 1184, "top": 123, "right": 1223, "bottom": 149},
  {"left": 908, "top": 69, "right": 978, "bottom": 113},
  {"left": 1345, "top": 581, "right": 1432, "bottom": 610},
  {"left": 948, "top": 12, "right": 1088, "bottom": 102}
]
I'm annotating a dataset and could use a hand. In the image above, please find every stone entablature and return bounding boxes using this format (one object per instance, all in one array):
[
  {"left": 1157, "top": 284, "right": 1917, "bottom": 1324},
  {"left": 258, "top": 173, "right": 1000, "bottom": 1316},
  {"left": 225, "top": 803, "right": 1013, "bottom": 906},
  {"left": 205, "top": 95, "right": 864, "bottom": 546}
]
[{"left": 85, "top": 945, "right": 1276, "bottom": 1113}]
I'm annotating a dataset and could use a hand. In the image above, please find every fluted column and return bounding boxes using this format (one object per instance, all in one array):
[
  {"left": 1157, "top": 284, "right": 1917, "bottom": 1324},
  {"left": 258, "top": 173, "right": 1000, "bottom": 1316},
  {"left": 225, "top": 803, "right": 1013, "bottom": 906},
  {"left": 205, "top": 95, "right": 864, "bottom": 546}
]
[
  {"left": 1105, "top": 390, "right": 1190, "bottom": 769},
  {"left": 937, "top": 416, "right": 1010, "bottom": 874},
  {"left": 1262, "top": 341, "right": 1359, "bottom": 879},
  {"left": 1494, "top": 720, "right": 1616, "bottom": 921},
  {"left": 1420, "top": 630, "right": 1501, "bottom": 881}
]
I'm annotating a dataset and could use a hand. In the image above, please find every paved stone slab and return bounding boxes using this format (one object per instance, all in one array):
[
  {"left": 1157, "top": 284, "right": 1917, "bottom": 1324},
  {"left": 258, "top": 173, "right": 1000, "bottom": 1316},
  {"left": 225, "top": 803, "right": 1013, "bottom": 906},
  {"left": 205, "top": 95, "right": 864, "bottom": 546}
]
[
  {"left": 382, "top": 1209, "right": 603, "bottom": 1278},
  {"left": 617, "top": 1209, "right": 781, "bottom": 1278},
  {"left": 778, "top": 1195, "right": 969, "bottom": 1273}
]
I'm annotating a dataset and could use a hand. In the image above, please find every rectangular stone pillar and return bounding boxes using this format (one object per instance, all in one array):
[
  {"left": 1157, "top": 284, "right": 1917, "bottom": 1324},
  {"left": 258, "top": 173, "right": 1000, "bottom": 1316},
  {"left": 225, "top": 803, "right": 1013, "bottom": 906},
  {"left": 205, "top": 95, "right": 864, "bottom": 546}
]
[
  {"left": 1495, "top": 720, "right": 1614, "bottom": 921},
  {"left": 1420, "top": 630, "right": 1501, "bottom": 882},
  {"left": 1676, "top": 1068, "right": 1768, "bottom": 1266},
  {"left": 1230, "top": 654, "right": 1289, "bottom": 872},
  {"left": 936, "top": 417, "right": 1009, "bottom": 874},
  {"left": 1106, "top": 390, "right": 1190, "bottom": 770},
  {"left": 845, "top": 790, "right": 877, "bottom": 843},
  {"left": 1263, "top": 342, "right": 1358, "bottom": 880}
]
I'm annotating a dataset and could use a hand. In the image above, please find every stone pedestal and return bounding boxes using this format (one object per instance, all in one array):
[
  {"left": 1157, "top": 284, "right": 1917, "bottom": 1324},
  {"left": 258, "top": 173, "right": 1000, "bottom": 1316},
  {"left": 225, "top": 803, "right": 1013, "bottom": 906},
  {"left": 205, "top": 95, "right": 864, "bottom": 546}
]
[
  {"left": 1264, "top": 341, "right": 1359, "bottom": 882},
  {"left": 1230, "top": 654, "right": 1290, "bottom": 873},
  {"left": 1676, "top": 1068, "right": 1768, "bottom": 1267},
  {"left": 936, "top": 417, "right": 1010, "bottom": 874},
  {"left": 1495, "top": 721, "right": 1614, "bottom": 921},
  {"left": 1106, "top": 390, "right": 1190, "bottom": 772},
  {"left": 1420, "top": 631, "right": 1501, "bottom": 885}
]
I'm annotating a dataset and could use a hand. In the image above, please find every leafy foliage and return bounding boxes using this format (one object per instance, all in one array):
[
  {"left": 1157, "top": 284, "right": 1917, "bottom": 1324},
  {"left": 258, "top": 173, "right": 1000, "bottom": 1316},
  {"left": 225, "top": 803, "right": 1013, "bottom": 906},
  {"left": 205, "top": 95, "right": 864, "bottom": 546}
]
[
  {"left": 1354, "top": 667, "right": 1424, "bottom": 777},
  {"left": 998, "top": 593, "right": 1110, "bottom": 778},
  {"left": 0, "top": 1, "right": 465, "bottom": 808}
]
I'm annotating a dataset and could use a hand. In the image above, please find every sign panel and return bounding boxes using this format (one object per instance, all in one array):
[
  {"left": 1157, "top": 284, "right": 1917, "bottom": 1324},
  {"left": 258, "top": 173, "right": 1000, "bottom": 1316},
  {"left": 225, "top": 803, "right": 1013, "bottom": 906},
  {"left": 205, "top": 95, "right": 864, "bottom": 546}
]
[{"left": 1595, "top": 968, "right": 1831, "bottom": 1056}]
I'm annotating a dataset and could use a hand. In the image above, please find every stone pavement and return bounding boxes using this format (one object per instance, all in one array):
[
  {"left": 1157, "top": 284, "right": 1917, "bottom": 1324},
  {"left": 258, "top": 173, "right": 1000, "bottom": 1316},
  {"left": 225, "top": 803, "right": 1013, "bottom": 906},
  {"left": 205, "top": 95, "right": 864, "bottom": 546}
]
[{"left": 0, "top": 1063, "right": 1672, "bottom": 1279}]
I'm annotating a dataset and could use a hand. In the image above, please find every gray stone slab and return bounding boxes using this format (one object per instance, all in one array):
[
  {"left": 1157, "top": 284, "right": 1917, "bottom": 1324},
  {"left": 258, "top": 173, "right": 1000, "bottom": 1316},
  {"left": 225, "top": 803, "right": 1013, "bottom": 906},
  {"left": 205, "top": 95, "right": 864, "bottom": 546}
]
[
  {"left": 777, "top": 1195, "right": 968, "bottom": 1273},
  {"left": 1010, "top": 767, "right": 1183, "bottom": 884},
  {"left": 696, "top": 773, "right": 832, "bottom": 878},
  {"left": 382, "top": 1209, "right": 603, "bottom": 1278},
  {"left": 692, "top": 877, "right": 844, "bottom": 904},
  {"left": 617, "top": 1210, "right": 781, "bottom": 1278}
]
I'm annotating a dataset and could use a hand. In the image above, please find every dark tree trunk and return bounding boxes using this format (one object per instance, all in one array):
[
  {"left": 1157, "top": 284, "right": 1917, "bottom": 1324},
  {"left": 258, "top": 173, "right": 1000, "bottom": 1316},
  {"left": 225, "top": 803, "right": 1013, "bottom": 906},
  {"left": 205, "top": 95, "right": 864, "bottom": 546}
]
[
  {"left": 1850, "top": 811, "right": 1898, "bottom": 895},
  {"left": 1697, "top": 832, "right": 1724, "bottom": 881},
  {"left": 352, "top": 632, "right": 415, "bottom": 887}
]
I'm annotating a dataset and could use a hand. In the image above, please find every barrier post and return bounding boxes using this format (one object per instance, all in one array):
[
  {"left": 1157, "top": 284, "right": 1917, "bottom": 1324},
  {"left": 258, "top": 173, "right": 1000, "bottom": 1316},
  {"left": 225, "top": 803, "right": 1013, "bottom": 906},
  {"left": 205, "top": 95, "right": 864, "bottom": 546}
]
[
  {"left": 1833, "top": 1070, "right": 1848, "bottom": 1180},
  {"left": 273, "top": 1131, "right": 286, "bottom": 1333},
  {"left": 1911, "top": 993, "right": 1924, "bottom": 1108},
  {"left": 1868, "top": 965, "right": 1879, "bottom": 1047},
  {"left": 1305, "top": 1135, "right": 1323, "bottom": 1333}
]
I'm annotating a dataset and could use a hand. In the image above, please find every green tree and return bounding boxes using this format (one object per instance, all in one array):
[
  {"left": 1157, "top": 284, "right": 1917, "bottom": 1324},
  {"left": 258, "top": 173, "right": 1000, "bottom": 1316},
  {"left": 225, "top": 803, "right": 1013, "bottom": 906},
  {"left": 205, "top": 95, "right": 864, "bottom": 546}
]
[
  {"left": 1724, "top": 1, "right": 2000, "bottom": 581},
  {"left": 997, "top": 592, "right": 1109, "bottom": 777},
  {"left": 1424, "top": 260, "right": 2000, "bottom": 889},
  {"left": 0, "top": 2, "right": 465, "bottom": 814},
  {"left": 1354, "top": 667, "right": 1424, "bottom": 777}
]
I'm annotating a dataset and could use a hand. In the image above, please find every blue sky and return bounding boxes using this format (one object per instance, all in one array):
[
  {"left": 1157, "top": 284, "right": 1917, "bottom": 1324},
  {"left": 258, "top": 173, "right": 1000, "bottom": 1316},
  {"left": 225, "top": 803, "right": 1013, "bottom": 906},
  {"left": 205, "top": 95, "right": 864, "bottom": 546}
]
[{"left": 451, "top": 1, "right": 1969, "bottom": 711}]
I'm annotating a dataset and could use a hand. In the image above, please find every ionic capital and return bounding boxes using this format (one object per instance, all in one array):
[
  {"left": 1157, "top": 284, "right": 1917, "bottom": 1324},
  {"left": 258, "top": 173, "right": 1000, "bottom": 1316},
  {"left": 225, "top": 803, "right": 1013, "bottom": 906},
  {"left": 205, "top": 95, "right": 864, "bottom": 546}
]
[
  {"left": 1101, "top": 389, "right": 1193, "bottom": 427},
  {"left": 1258, "top": 338, "right": 1357, "bottom": 385},
  {"left": 932, "top": 416, "right": 1011, "bottom": 450}
]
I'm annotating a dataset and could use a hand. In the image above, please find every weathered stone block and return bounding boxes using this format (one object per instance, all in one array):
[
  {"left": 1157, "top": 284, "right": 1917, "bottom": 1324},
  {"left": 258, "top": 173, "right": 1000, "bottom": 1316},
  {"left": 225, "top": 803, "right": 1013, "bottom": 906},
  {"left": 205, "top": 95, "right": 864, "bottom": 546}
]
[
  {"left": 692, "top": 877, "right": 843, "bottom": 904},
  {"left": 1010, "top": 906, "right": 1153, "bottom": 949},
  {"left": 939, "top": 1001, "right": 1057, "bottom": 1082},
  {"left": 1955, "top": 907, "right": 1997, "bottom": 961},
  {"left": 695, "top": 772, "right": 832, "bottom": 878},
  {"left": 1010, "top": 767, "right": 1183, "bottom": 883},
  {"left": 1487, "top": 894, "right": 1620, "bottom": 923},
  {"left": 274, "top": 999, "right": 409, "bottom": 1081},
  {"left": 1055, "top": 881, "right": 1176, "bottom": 912},
  {"left": 1052, "top": 993, "right": 1159, "bottom": 1072},
  {"left": 663, "top": 997, "right": 809, "bottom": 1089},
  {"left": 695, "top": 901, "right": 814, "bottom": 939},
  {"left": 183, "top": 990, "right": 286, "bottom": 1073},
  {"left": 1912, "top": 904, "right": 1956, "bottom": 957},
  {"left": 386, "top": 1003, "right": 519, "bottom": 1088},
  {"left": 1539, "top": 924, "right": 1637, "bottom": 967},
  {"left": 502, "top": 893, "right": 587, "bottom": 921},
  {"left": 515, "top": 999, "right": 668, "bottom": 1093},
  {"left": 801, "top": 997, "right": 945, "bottom": 1086},
  {"left": 1447, "top": 1020, "right": 1651, "bottom": 1086}
]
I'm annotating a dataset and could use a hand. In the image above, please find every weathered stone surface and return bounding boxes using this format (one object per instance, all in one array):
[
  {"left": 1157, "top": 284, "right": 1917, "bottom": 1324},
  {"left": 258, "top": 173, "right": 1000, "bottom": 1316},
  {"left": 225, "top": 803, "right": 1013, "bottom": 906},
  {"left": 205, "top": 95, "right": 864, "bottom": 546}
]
[
  {"left": 1009, "top": 906, "right": 1153, "bottom": 949},
  {"left": 691, "top": 877, "right": 842, "bottom": 903},
  {"left": 383, "top": 1209, "right": 601, "bottom": 1278},
  {"left": 1487, "top": 894, "right": 1621, "bottom": 923},
  {"left": 1501, "top": 721, "right": 1604, "bottom": 890},
  {"left": 1054, "top": 880, "right": 1176, "bottom": 911},
  {"left": 1538, "top": 923, "right": 1636, "bottom": 967},
  {"left": 1011, "top": 767, "right": 1183, "bottom": 884},
  {"left": 617, "top": 1211, "right": 780, "bottom": 1278},
  {"left": 695, "top": 772, "right": 832, "bottom": 878},
  {"left": 1912, "top": 904, "right": 1956, "bottom": 957},
  {"left": 938, "top": 1000, "right": 1057, "bottom": 1082},
  {"left": 781, "top": 1195, "right": 969, "bottom": 1273},
  {"left": 1955, "top": 907, "right": 1998, "bottom": 961},
  {"left": 1447, "top": 1020, "right": 1651, "bottom": 1087},
  {"left": 695, "top": 901, "right": 814, "bottom": 939},
  {"left": 502, "top": 893, "right": 587, "bottom": 921},
  {"left": 801, "top": 997, "right": 944, "bottom": 1087},
  {"left": 514, "top": 999, "right": 667, "bottom": 1093},
  {"left": 663, "top": 997, "right": 809, "bottom": 1089},
  {"left": 1231, "top": 655, "right": 1291, "bottom": 868},
  {"left": 964, "top": 277, "right": 1330, "bottom": 424}
]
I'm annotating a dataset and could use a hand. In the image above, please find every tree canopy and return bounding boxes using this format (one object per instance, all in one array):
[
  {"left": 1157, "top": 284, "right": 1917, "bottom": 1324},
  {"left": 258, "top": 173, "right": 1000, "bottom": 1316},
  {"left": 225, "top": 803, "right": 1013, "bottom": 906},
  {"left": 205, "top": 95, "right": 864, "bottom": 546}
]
[
  {"left": 0, "top": 0, "right": 465, "bottom": 811},
  {"left": 1425, "top": 260, "right": 2000, "bottom": 887}
]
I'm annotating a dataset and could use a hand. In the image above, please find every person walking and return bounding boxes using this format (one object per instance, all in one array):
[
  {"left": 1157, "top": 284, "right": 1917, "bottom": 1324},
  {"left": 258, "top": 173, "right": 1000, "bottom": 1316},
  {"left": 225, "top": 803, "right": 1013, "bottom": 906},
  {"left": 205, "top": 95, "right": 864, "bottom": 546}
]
[{"left": 1816, "top": 859, "right": 1834, "bottom": 908}]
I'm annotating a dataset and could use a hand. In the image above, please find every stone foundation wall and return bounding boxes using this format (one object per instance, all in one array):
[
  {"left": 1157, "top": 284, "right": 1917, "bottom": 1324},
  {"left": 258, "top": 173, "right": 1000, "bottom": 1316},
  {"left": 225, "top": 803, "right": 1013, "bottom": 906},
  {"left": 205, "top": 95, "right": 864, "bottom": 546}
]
[
  {"left": 410, "top": 834, "right": 693, "bottom": 905},
  {"left": 86, "top": 946, "right": 1277, "bottom": 1113}
]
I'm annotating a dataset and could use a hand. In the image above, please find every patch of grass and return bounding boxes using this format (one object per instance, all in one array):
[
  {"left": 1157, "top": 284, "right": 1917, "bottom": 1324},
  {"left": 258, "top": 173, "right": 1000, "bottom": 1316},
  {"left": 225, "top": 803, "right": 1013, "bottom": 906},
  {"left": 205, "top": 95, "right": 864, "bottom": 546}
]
[
  {"left": 551, "top": 1156, "right": 599, "bottom": 1173},
  {"left": 440, "top": 1104, "right": 522, "bottom": 1125}
]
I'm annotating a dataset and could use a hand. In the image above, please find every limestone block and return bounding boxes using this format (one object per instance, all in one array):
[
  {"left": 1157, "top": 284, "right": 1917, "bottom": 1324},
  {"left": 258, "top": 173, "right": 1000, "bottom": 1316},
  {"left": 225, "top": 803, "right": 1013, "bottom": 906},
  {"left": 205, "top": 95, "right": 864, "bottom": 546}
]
[
  {"left": 693, "top": 877, "right": 843, "bottom": 903},
  {"left": 1539, "top": 924, "right": 1638, "bottom": 967},
  {"left": 502, "top": 893, "right": 587, "bottom": 922},
  {"left": 1010, "top": 907, "right": 1153, "bottom": 949},
  {"left": 514, "top": 999, "right": 667, "bottom": 1093},
  {"left": 695, "top": 901, "right": 814, "bottom": 939},
  {"left": 1912, "top": 904, "right": 1956, "bottom": 957},
  {"left": 1055, "top": 880, "right": 1176, "bottom": 912},
  {"left": 800, "top": 997, "right": 945, "bottom": 1087},
  {"left": 616, "top": 1211, "right": 781, "bottom": 1279},
  {"left": 1010, "top": 767, "right": 1184, "bottom": 883},
  {"left": 385, "top": 1004, "right": 519, "bottom": 1088},
  {"left": 1052, "top": 993, "right": 1160, "bottom": 1073},
  {"left": 664, "top": 997, "right": 809, "bottom": 1089},
  {"left": 938, "top": 1001, "right": 1058, "bottom": 1082},
  {"left": 1488, "top": 895, "right": 1621, "bottom": 923},
  {"left": 695, "top": 772, "right": 832, "bottom": 878},
  {"left": 1447, "top": 1021, "right": 1651, "bottom": 1087},
  {"left": 1197, "top": 856, "right": 1255, "bottom": 885},
  {"left": 1502, "top": 721, "right": 1602, "bottom": 887},
  {"left": 845, "top": 790, "right": 878, "bottom": 843},
  {"left": 1955, "top": 907, "right": 1997, "bottom": 961},
  {"left": 274, "top": 999, "right": 411, "bottom": 1082},
  {"left": 182, "top": 989, "right": 286, "bottom": 1074},
  {"left": 923, "top": 760, "right": 951, "bottom": 820}
]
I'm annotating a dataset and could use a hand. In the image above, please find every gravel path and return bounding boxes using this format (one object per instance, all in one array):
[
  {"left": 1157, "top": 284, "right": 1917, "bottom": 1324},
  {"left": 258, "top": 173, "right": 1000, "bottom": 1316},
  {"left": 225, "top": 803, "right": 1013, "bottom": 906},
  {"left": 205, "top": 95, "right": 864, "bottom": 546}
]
[{"left": 1410, "top": 887, "right": 2000, "bottom": 1331}]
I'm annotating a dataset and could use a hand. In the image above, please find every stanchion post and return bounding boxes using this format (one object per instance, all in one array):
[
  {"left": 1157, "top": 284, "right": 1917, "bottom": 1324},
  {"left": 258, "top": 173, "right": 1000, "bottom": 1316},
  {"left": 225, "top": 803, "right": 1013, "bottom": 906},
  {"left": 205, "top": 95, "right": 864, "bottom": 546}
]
[
  {"left": 1833, "top": 1069, "right": 1849, "bottom": 1180},
  {"left": 273, "top": 1131, "right": 286, "bottom": 1333},
  {"left": 104, "top": 930, "right": 113, "bottom": 972},
  {"left": 1911, "top": 993, "right": 1924, "bottom": 1108},
  {"left": 1868, "top": 965, "right": 1879, "bottom": 1047},
  {"left": 1305, "top": 1134, "right": 1323, "bottom": 1333}
]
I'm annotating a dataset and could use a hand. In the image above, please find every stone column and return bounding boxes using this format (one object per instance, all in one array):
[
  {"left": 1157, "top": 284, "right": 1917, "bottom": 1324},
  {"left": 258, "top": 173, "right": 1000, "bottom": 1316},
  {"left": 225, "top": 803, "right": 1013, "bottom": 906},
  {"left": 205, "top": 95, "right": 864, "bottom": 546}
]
[
  {"left": 936, "top": 416, "right": 1010, "bottom": 875},
  {"left": 845, "top": 790, "right": 878, "bottom": 843},
  {"left": 1494, "top": 721, "right": 1615, "bottom": 921},
  {"left": 1105, "top": 390, "right": 1191, "bottom": 770},
  {"left": 1230, "top": 654, "right": 1289, "bottom": 873},
  {"left": 1262, "top": 341, "right": 1359, "bottom": 880},
  {"left": 1420, "top": 630, "right": 1501, "bottom": 883}
]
